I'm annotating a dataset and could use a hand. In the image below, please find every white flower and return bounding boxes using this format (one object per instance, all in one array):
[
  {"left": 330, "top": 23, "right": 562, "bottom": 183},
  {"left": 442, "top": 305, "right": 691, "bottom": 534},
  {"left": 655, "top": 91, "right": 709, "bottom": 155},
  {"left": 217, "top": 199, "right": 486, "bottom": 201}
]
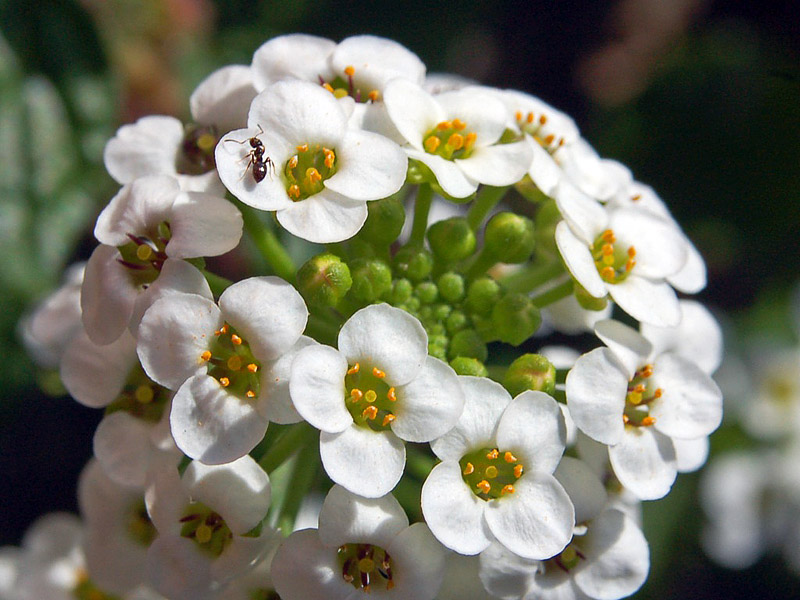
[
  {"left": 290, "top": 303, "right": 463, "bottom": 497},
  {"left": 421, "top": 378, "right": 574, "bottom": 560},
  {"left": 555, "top": 182, "right": 688, "bottom": 326},
  {"left": 144, "top": 455, "right": 272, "bottom": 600},
  {"left": 435, "top": 553, "right": 496, "bottom": 600},
  {"left": 190, "top": 65, "right": 257, "bottom": 134},
  {"left": 566, "top": 319, "right": 723, "bottom": 500},
  {"left": 215, "top": 79, "right": 407, "bottom": 243},
  {"left": 541, "top": 293, "right": 613, "bottom": 336},
  {"left": 271, "top": 485, "right": 447, "bottom": 600},
  {"left": 740, "top": 346, "right": 800, "bottom": 440},
  {"left": 81, "top": 176, "right": 242, "bottom": 345},
  {"left": 556, "top": 137, "right": 632, "bottom": 203},
  {"left": 383, "top": 79, "right": 532, "bottom": 198}
]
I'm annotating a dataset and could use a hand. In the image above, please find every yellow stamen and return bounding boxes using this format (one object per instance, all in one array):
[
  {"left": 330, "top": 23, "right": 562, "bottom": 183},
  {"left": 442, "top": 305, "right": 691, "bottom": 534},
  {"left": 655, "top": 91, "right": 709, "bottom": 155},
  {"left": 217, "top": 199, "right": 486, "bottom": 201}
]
[
  {"left": 288, "top": 184, "right": 301, "bottom": 199},
  {"left": 215, "top": 324, "right": 228, "bottom": 336},
  {"left": 135, "top": 385, "right": 154, "bottom": 404},
  {"left": 382, "top": 414, "right": 396, "bottom": 427},
  {"left": 452, "top": 118, "right": 466, "bottom": 130},
  {"left": 602, "top": 243, "right": 614, "bottom": 256},
  {"left": 544, "top": 134, "right": 555, "bottom": 145},
  {"left": 464, "top": 131, "right": 477, "bottom": 149},
  {"left": 447, "top": 133, "right": 464, "bottom": 150},
  {"left": 424, "top": 136, "right": 441, "bottom": 153},
  {"left": 463, "top": 462, "right": 474, "bottom": 475},
  {"left": 632, "top": 194, "right": 642, "bottom": 201},
  {"left": 247, "top": 363, "right": 258, "bottom": 373},
  {"left": 526, "top": 111, "right": 534, "bottom": 124},
  {"left": 305, "top": 167, "right": 322, "bottom": 183},
  {"left": 513, "top": 464, "right": 524, "bottom": 478},
  {"left": 387, "top": 387, "right": 396, "bottom": 402},
  {"left": 362, "top": 405, "right": 378, "bottom": 420},
  {"left": 322, "top": 82, "right": 334, "bottom": 93},
  {"left": 246, "top": 390, "right": 256, "bottom": 398},
  {"left": 477, "top": 480, "right": 491, "bottom": 494},
  {"left": 219, "top": 377, "right": 230, "bottom": 387},
  {"left": 344, "top": 65, "right": 355, "bottom": 77},
  {"left": 288, "top": 155, "right": 299, "bottom": 169},
  {"left": 640, "top": 364, "right": 654, "bottom": 378},
  {"left": 601, "top": 229, "right": 616, "bottom": 243},
  {"left": 627, "top": 246, "right": 637, "bottom": 258},
  {"left": 365, "top": 390, "right": 377, "bottom": 403},
  {"left": 633, "top": 383, "right": 646, "bottom": 394},
  {"left": 227, "top": 355, "right": 243, "bottom": 371},
  {"left": 437, "top": 120, "right": 452, "bottom": 130},
  {"left": 324, "top": 148, "right": 336, "bottom": 168},
  {"left": 372, "top": 367, "right": 386, "bottom": 379},
  {"left": 539, "top": 114, "right": 548, "bottom": 125},
  {"left": 504, "top": 451, "right": 517, "bottom": 463},
  {"left": 626, "top": 259, "right": 636, "bottom": 271},
  {"left": 515, "top": 110, "right": 522, "bottom": 121},
  {"left": 485, "top": 465, "right": 498, "bottom": 479},
  {"left": 654, "top": 388, "right": 663, "bottom": 398},
  {"left": 231, "top": 334, "right": 242, "bottom": 345},
  {"left": 200, "top": 350, "right": 212, "bottom": 361},
  {"left": 136, "top": 244, "right": 153, "bottom": 261},
  {"left": 642, "top": 416, "right": 656, "bottom": 426},
  {"left": 486, "top": 448, "right": 499, "bottom": 460},
  {"left": 350, "top": 388, "right": 364, "bottom": 403},
  {"left": 348, "top": 363, "right": 360, "bottom": 375},
  {"left": 297, "top": 143, "right": 309, "bottom": 153},
  {"left": 367, "top": 89, "right": 380, "bottom": 102},
  {"left": 622, "top": 414, "right": 630, "bottom": 424},
  {"left": 501, "top": 484, "right": 515, "bottom": 495},
  {"left": 601, "top": 266, "right": 616, "bottom": 281},
  {"left": 195, "top": 524, "right": 212, "bottom": 544}
]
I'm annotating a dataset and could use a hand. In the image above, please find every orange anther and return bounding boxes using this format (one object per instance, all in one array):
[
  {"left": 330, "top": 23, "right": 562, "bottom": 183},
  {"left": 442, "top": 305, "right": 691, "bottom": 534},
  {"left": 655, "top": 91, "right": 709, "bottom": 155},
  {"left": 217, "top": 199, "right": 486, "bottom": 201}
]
[
  {"left": 387, "top": 387, "right": 397, "bottom": 402},
  {"left": 437, "top": 120, "right": 452, "bottom": 130},
  {"left": 372, "top": 367, "right": 386, "bottom": 379},
  {"left": 602, "top": 243, "right": 614, "bottom": 256},
  {"left": 504, "top": 451, "right": 517, "bottom": 463},
  {"left": 324, "top": 148, "right": 336, "bottom": 168},
  {"left": 447, "top": 133, "right": 464, "bottom": 150},
  {"left": 634, "top": 383, "right": 646, "bottom": 394},
  {"left": 601, "top": 229, "right": 616, "bottom": 243},
  {"left": 350, "top": 388, "right": 364, "bottom": 403},
  {"left": 641, "top": 416, "right": 656, "bottom": 426},
  {"left": 452, "top": 118, "right": 466, "bottom": 130},
  {"left": 477, "top": 480, "right": 491, "bottom": 494},
  {"left": 513, "top": 464, "right": 524, "bottom": 478},
  {"left": 627, "top": 246, "right": 637, "bottom": 258},
  {"left": 347, "top": 363, "right": 360, "bottom": 375},
  {"left": 539, "top": 114, "right": 548, "bottom": 125},
  {"left": 424, "top": 136, "right": 441, "bottom": 153},
  {"left": 219, "top": 377, "right": 230, "bottom": 387},
  {"left": 381, "top": 414, "right": 396, "bottom": 427},
  {"left": 622, "top": 414, "right": 630, "bottom": 424},
  {"left": 344, "top": 65, "right": 355, "bottom": 77},
  {"left": 231, "top": 334, "right": 242, "bottom": 345},
  {"left": 362, "top": 405, "right": 378, "bottom": 420},
  {"left": 305, "top": 167, "right": 322, "bottom": 183},
  {"left": 247, "top": 363, "right": 258, "bottom": 373},
  {"left": 367, "top": 90, "right": 380, "bottom": 102},
  {"left": 464, "top": 132, "right": 477, "bottom": 147},
  {"left": 544, "top": 134, "right": 555, "bottom": 145},
  {"left": 200, "top": 351, "right": 212, "bottom": 361},
  {"left": 641, "top": 364, "right": 654, "bottom": 378},
  {"left": 526, "top": 111, "right": 535, "bottom": 124},
  {"left": 463, "top": 462, "right": 475, "bottom": 475},
  {"left": 501, "top": 484, "right": 515, "bottom": 495},
  {"left": 288, "top": 184, "right": 301, "bottom": 199},
  {"left": 654, "top": 388, "right": 663, "bottom": 399},
  {"left": 631, "top": 194, "right": 642, "bottom": 201},
  {"left": 246, "top": 390, "right": 256, "bottom": 398},
  {"left": 296, "top": 143, "right": 309, "bottom": 153},
  {"left": 322, "top": 82, "right": 334, "bottom": 93},
  {"left": 486, "top": 449, "right": 499, "bottom": 460},
  {"left": 288, "top": 155, "right": 299, "bottom": 169},
  {"left": 601, "top": 266, "right": 616, "bottom": 281},
  {"left": 514, "top": 110, "right": 523, "bottom": 121},
  {"left": 626, "top": 259, "right": 636, "bottom": 271}
]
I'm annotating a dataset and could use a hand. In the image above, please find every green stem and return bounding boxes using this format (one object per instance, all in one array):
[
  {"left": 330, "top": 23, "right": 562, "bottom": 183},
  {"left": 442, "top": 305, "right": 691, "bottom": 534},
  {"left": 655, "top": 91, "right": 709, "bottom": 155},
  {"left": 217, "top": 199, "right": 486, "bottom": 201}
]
[
  {"left": 463, "top": 247, "right": 498, "bottom": 281},
  {"left": 278, "top": 439, "right": 319, "bottom": 534},
  {"left": 406, "top": 445, "right": 436, "bottom": 480},
  {"left": 530, "top": 278, "right": 574, "bottom": 308},
  {"left": 258, "top": 422, "right": 315, "bottom": 474},
  {"left": 501, "top": 257, "right": 565, "bottom": 294},
  {"left": 239, "top": 203, "right": 296, "bottom": 282},
  {"left": 466, "top": 185, "right": 508, "bottom": 231},
  {"left": 407, "top": 184, "right": 433, "bottom": 247},
  {"left": 201, "top": 269, "right": 232, "bottom": 296},
  {"left": 305, "top": 311, "right": 342, "bottom": 346}
]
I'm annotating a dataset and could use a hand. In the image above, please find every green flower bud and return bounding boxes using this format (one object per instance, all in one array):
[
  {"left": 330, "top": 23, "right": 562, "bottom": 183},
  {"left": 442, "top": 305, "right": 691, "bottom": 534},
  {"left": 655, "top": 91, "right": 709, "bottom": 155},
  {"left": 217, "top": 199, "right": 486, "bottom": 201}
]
[
  {"left": 448, "top": 329, "right": 488, "bottom": 362},
  {"left": 296, "top": 253, "right": 352, "bottom": 307},
  {"left": 416, "top": 281, "right": 439, "bottom": 304},
  {"left": 418, "top": 305, "right": 434, "bottom": 323},
  {"left": 426, "top": 217, "right": 476, "bottom": 262},
  {"left": 504, "top": 354, "right": 557, "bottom": 397},
  {"left": 393, "top": 246, "right": 434, "bottom": 282},
  {"left": 446, "top": 310, "right": 468, "bottom": 334},
  {"left": 350, "top": 258, "right": 392, "bottom": 303},
  {"left": 491, "top": 293, "right": 542, "bottom": 346},
  {"left": 429, "top": 343, "right": 448, "bottom": 361},
  {"left": 391, "top": 278, "right": 413, "bottom": 305},
  {"left": 483, "top": 212, "right": 535, "bottom": 264},
  {"left": 404, "top": 296, "right": 421, "bottom": 313},
  {"left": 433, "top": 303, "right": 452, "bottom": 322},
  {"left": 438, "top": 272, "right": 465, "bottom": 303},
  {"left": 465, "top": 277, "right": 501, "bottom": 316},
  {"left": 357, "top": 195, "right": 406, "bottom": 246},
  {"left": 574, "top": 281, "right": 609, "bottom": 311},
  {"left": 429, "top": 322, "right": 446, "bottom": 337},
  {"left": 450, "top": 357, "right": 489, "bottom": 377}
]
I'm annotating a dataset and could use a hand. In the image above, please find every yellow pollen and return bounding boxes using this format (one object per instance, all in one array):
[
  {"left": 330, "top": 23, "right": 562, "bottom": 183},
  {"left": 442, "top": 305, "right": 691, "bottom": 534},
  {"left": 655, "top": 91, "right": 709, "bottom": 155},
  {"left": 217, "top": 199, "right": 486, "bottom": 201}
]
[
  {"left": 463, "top": 462, "right": 474, "bottom": 475},
  {"left": 358, "top": 557, "right": 374, "bottom": 572},
  {"left": 344, "top": 65, "right": 356, "bottom": 77},
  {"left": 464, "top": 132, "right": 477, "bottom": 148},
  {"left": 623, "top": 414, "right": 630, "bottom": 424},
  {"left": 501, "top": 484, "right": 515, "bottom": 495},
  {"left": 231, "top": 334, "right": 242, "bottom": 345},
  {"left": 633, "top": 383, "right": 646, "bottom": 394},
  {"left": 641, "top": 364, "right": 654, "bottom": 378},
  {"left": 485, "top": 465, "right": 499, "bottom": 479},
  {"left": 601, "top": 229, "right": 616, "bottom": 243},
  {"left": 601, "top": 266, "right": 616, "bottom": 281},
  {"left": 362, "top": 405, "right": 378, "bottom": 420},
  {"left": 219, "top": 377, "right": 230, "bottom": 387},
  {"left": 247, "top": 363, "right": 258, "bottom": 373},
  {"left": 135, "top": 385, "right": 154, "bottom": 404},
  {"left": 539, "top": 114, "right": 548, "bottom": 125},
  {"left": 627, "top": 246, "right": 637, "bottom": 258},
  {"left": 452, "top": 118, "right": 466, "bottom": 130},
  {"left": 288, "top": 155, "right": 299, "bottom": 169},
  {"left": 642, "top": 416, "right": 656, "bottom": 426},
  {"left": 227, "top": 355, "right": 242, "bottom": 371},
  {"left": 602, "top": 243, "right": 614, "bottom": 256},
  {"left": 387, "top": 387, "right": 396, "bottom": 402},
  {"left": 626, "top": 259, "right": 636, "bottom": 271},
  {"left": 447, "top": 133, "right": 464, "bottom": 150},
  {"left": 322, "top": 82, "right": 334, "bottom": 93},
  {"left": 477, "top": 480, "right": 491, "bottom": 494},
  {"left": 515, "top": 110, "right": 523, "bottom": 121},
  {"left": 372, "top": 367, "right": 386, "bottom": 379},
  {"left": 305, "top": 167, "right": 322, "bottom": 183},
  {"left": 368, "top": 89, "right": 380, "bottom": 102},
  {"left": 348, "top": 363, "right": 360, "bottom": 375},
  {"left": 200, "top": 350, "right": 212, "bottom": 361},
  {"left": 197, "top": 133, "right": 216, "bottom": 151},
  {"left": 424, "top": 136, "right": 441, "bottom": 153},
  {"left": 382, "top": 414, "right": 396, "bottom": 427},
  {"left": 526, "top": 111, "right": 534, "bottom": 124},
  {"left": 486, "top": 448, "right": 499, "bottom": 460},
  {"left": 296, "top": 143, "right": 309, "bottom": 153},
  {"left": 513, "top": 464, "right": 524, "bottom": 478},
  {"left": 628, "top": 391, "right": 642, "bottom": 405},
  {"left": 246, "top": 390, "right": 256, "bottom": 398},
  {"left": 437, "top": 120, "right": 452, "bottom": 130},
  {"left": 350, "top": 388, "right": 364, "bottom": 403},
  {"left": 504, "top": 451, "right": 517, "bottom": 463},
  {"left": 288, "top": 184, "right": 301, "bottom": 199},
  {"left": 324, "top": 148, "right": 336, "bottom": 168},
  {"left": 632, "top": 194, "right": 642, "bottom": 201},
  {"left": 195, "top": 524, "right": 212, "bottom": 544},
  {"left": 654, "top": 388, "right": 663, "bottom": 398},
  {"left": 544, "top": 134, "right": 555, "bottom": 145},
  {"left": 365, "top": 390, "right": 377, "bottom": 403},
  {"left": 136, "top": 244, "right": 153, "bottom": 261}
]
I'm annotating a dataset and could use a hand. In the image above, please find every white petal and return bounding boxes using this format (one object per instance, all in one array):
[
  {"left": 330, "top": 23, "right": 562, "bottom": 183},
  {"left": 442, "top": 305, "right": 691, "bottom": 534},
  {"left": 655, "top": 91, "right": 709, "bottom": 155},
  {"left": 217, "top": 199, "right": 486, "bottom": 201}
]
[
  {"left": 386, "top": 523, "right": 447, "bottom": 600},
  {"left": 318, "top": 484, "right": 408, "bottom": 547},
  {"left": 81, "top": 244, "right": 139, "bottom": 345},
  {"left": 183, "top": 454, "right": 270, "bottom": 534},
  {"left": 438, "top": 553, "right": 496, "bottom": 600},
  {"left": 338, "top": 304, "right": 427, "bottom": 386},
  {"left": 528, "top": 139, "right": 563, "bottom": 196},
  {"left": 190, "top": 64, "right": 256, "bottom": 132},
  {"left": 610, "top": 209, "right": 686, "bottom": 279},
  {"left": 60, "top": 329, "right": 137, "bottom": 408},
  {"left": 391, "top": 357, "right": 464, "bottom": 442},
  {"left": 289, "top": 344, "right": 351, "bottom": 433},
  {"left": 383, "top": 78, "right": 443, "bottom": 149},
  {"left": 608, "top": 427, "right": 676, "bottom": 501},
  {"left": 455, "top": 140, "right": 532, "bottom": 186},
  {"left": 137, "top": 293, "right": 221, "bottom": 390},
  {"left": 593, "top": 319, "right": 652, "bottom": 380},
  {"left": 166, "top": 191, "right": 243, "bottom": 258},
  {"left": 271, "top": 529, "right": 353, "bottom": 600},
  {"left": 555, "top": 221, "right": 607, "bottom": 299},
  {"left": 276, "top": 190, "right": 369, "bottom": 243},
  {"left": 668, "top": 237, "right": 707, "bottom": 293},
  {"left": 574, "top": 509, "right": 649, "bottom": 600},
  {"left": 324, "top": 129, "right": 407, "bottom": 201},
  {"left": 431, "top": 376, "right": 511, "bottom": 461},
  {"left": 103, "top": 117, "right": 184, "bottom": 185},
  {"left": 565, "top": 348, "right": 628, "bottom": 445},
  {"left": 406, "top": 149, "right": 478, "bottom": 198},
  {"left": 219, "top": 276, "right": 308, "bottom": 361},
  {"left": 496, "top": 391, "right": 566, "bottom": 474},
  {"left": 436, "top": 88, "right": 507, "bottom": 146},
  {"left": 146, "top": 535, "right": 213, "bottom": 600},
  {"left": 259, "top": 335, "right": 318, "bottom": 424},
  {"left": 170, "top": 374, "right": 269, "bottom": 465},
  {"left": 608, "top": 276, "right": 681, "bottom": 327},
  {"left": 673, "top": 436, "right": 709, "bottom": 473},
  {"left": 650, "top": 353, "right": 722, "bottom": 439},
  {"left": 421, "top": 461, "right": 492, "bottom": 555},
  {"left": 478, "top": 542, "right": 539, "bottom": 600},
  {"left": 251, "top": 34, "right": 335, "bottom": 91},
  {"left": 555, "top": 180, "right": 607, "bottom": 243},
  {"left": 331, "top": 35, "right": 427, "bottom": 90},
  {"left": 320, "top": 426, "right": 405, "bottom": 498},
  {"left": 93, "top": 412, "right": 156, "bottom": 487},
  {"left": 484, "top": 472, "right": 574, "bottom": 560},
  {"left": 554, "top": 457, "right": 608, "bottom": 525}
]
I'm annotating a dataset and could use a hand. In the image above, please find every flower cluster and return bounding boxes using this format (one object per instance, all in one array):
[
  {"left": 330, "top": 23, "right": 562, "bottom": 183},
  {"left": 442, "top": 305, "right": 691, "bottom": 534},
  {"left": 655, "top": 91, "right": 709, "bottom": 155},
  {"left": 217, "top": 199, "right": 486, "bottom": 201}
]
[{"left": 13, "top": 32, "right": 723, "bottom": 600}]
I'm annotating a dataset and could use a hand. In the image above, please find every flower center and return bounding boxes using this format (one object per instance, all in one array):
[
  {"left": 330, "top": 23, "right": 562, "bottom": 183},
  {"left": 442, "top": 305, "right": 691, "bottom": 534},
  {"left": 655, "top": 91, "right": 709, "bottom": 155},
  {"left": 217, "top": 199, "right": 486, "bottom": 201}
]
[
  {"left": 105, "top": 363, "right": 170, "bottom": 422},
  {"left": 321, "top": 65, "right": 381, "bottom": 103},
  {"left": 338, "top": 543, "right": 395, "bottom": 593},
  {"left": 460, "top": 447, "right": 524, "bottom": 500},
  {"left": 72, "top": 570, "right": 120, "bottom": 600},
  {"left": 283, "top": 143, "right": 338, "bottom": 201},
  {"left": 514, "top": 110, "right": 565, "bottom": 154},
  {"left": 422, "top": 119, "right": 477, "bottom": 160},
  {"left": 179, "top": 502, "right": 233, "bottom": 557},
  {"left": 591, "top": 229, "right": 636, "bottom": 284},
  {"left": 548, "top": 541, "right": 584, "bottom": 573},
  {"left": 116, "top": 221, "right": 171, "bottom": 289},
  {"left": 344, "top": 362, "right": 397, "bottom": 431},
  {"left": 623, "top": 363, "right": 662, "bottom": 427},
  {"left": 126, "top": 498, "right": 157, "bottom": 546},
  {"left": 177, "top": 124, "right": 218, "bottom": 175},
  {"left": 199, "top": 322, "right": 261, "bottom": 400}
]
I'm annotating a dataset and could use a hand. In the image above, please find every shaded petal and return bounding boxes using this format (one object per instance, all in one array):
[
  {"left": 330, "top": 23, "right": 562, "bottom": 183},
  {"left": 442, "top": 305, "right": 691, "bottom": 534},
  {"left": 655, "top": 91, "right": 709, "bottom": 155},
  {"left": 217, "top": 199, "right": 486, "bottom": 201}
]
[
  {"left": 276, "top": 190, "right": 369, "bottom": 243},
  {"left": 320, "top": 426, "right": 405, "bottom": 498},
  {"left": 421, "top": 461, "right": 492, "bottom": 555},
  {"left": 528, "top": 138, "right": 562, "bottom": 196},
  {"left": 594, "top": 319, "right": 651, "bottom": 380},
  {"left": 94, "top": 175, "right": 178, "bottom": 245},
  {"left": 271, "top": 529, "right": 353, "bottom": 600},
  {"left": 289, "top": 344, "right": 351, "bottom": 433},
  {"left": 668, "top": 238, "right": 707, "bottom": 294},
  {"left": 170, "top": 374, "right": 269, "bottom": 465},
  {"left": 103, "top": 117, "right": 183, "bottom": 185},
  {"left": 258, "top": 335, "right": 318, "bottom": 424},
  {"left": 166, "top": 192, "right": 243, "bottom": 258},
  {"left": 674, "top": 436, "right": 709, "bottom": 473},
  {"left": 497, "top": 391, "right": 566, "bottom": 474},
  {"left": 555, "top": 180, "right": 607, "bottom": 243},
  {"left": 406, "top": 149, "right": 478, "bottom": 199},
  {"left": 331, "top": 35, "right": 426, "bottom": 90},
  {"left": 555, "top": 221, "right": 606, "bottom": 299},
  {"left": 81, "top": 244, "right": 139, "bottom": 345},
  {"left": 565, "top": 348, "right": 628, "bottom": 445},
  {"left": 383, "top": 78, "right": 443, "bottom": 149},
  {"left": 436, "top": 87, "right": 507, "bottom": 146},
  {"left": 318, "top": 484, "right": 408, "bottom": 547},
  {"left": 611, "top": 209, "right": 687, "bottom": 279},
  {"left": 93, "top": 412, "right": 158, "bottom": 488},
  {"left": 146, "top": 535, "right": 213, "bottom": 600},
  {"left": 554, "top": 457, "right": 608, "bottom": 525},
  {"left": 386, "top": 523, "right": 447, "bottom": 600},
  {"left": 608, "top": 276, "right": 681, "bottom": 327},
  {"left": 608, "top": 427, "right": 676, "bottom": 501},
  {"left": 251, "top": 34, "right": 335, "bottom": 91},
  {"left": 484, "top": 472, "right": 574, "bottom": 560},
  {"left": 455, "top": 140, "right": 532, "bottom": 186},
  {"left": 478, "top": 542, "right": 540, "bottom": 600},
  {"left": 338, "top": 304, "right": 427, "bottom": 387},
  {"left": 189, "top": 64, "right": 255, "bottom": 132}
]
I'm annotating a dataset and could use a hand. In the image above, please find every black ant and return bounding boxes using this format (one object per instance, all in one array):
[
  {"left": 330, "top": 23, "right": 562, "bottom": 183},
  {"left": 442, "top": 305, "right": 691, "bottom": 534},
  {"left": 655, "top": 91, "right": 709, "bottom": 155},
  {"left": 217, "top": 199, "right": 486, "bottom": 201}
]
[{"left": 225, "top": 124, "right": 274, "bottom": 183}]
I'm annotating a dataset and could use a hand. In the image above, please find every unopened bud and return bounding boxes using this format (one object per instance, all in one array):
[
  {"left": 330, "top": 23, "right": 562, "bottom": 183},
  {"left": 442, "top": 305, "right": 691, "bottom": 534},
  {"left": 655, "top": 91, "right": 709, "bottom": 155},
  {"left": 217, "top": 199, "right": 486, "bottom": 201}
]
[
  {"left": 438, "top": 272, "right": 465, "bottom": 303},
  {"left": 504, "top": 354, "right": 556, "bottom": 397},
  {"left": 450, "top": 356, "right": 489, "bottom": 377},
  {"left": 449, "top": 328, "right": 488, "bottom": 362},
  {"left": 465, "top": 277, "right": 501, "bottom": 317},
  {"left": 491, "top": 293, "right": 541, "bottom": 345},
  {"left": 296, "top": 253, "right": 352, "bottom": 307},
  {"left": 357, "top": 195, "right": 406, "bottom": 246},
  {"left": 393, "top": 246, "right": 434, "bottom": 282},
  {"left": 350, "top": 258, "right": 392, "bottom": 302},
  {"left": 483, "top": 212, "right": 535, "bottom": 264},
  {"left": 427, "top": 217, "right": 476, "bottom": 262}
]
